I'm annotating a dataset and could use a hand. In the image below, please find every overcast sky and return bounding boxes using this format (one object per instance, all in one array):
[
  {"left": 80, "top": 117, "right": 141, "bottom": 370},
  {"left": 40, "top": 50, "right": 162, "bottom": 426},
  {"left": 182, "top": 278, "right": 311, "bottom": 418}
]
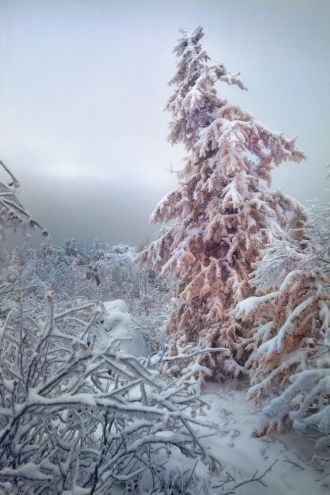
[{"left": 1, "top": 0, "right": 329, "bottom": 246}]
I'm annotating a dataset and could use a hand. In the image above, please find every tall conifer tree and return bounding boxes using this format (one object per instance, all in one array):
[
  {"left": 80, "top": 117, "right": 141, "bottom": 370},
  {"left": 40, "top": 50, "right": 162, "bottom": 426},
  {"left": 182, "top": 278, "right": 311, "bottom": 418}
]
[{"left": 141, "top": 27, "right": 305, "bottom": 381}]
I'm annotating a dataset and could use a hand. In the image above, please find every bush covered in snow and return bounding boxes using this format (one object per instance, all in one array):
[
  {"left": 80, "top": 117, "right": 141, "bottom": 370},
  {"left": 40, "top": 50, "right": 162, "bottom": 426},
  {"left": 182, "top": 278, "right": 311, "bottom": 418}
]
[
  {"left": 0, "top": 161, "right": 220, "bottom": 494},
  {"left": 0, "top": 281, "right": 220, "bottom": 494},
  {"left": 9, "top": 238, "right": 171, "bottom": 355}
]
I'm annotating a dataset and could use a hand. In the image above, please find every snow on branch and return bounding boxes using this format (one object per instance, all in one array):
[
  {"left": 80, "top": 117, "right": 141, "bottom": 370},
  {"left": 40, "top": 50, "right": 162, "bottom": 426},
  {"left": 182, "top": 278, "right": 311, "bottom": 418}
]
[
  {"left": 254, "top": 368, "right": 330, "bottom": 449},
  {"left": 0, "top": 282, "right": 220, "bottom": 494},
  {"left": 0, "top": 159, "right": 47, "bottom": 239}
]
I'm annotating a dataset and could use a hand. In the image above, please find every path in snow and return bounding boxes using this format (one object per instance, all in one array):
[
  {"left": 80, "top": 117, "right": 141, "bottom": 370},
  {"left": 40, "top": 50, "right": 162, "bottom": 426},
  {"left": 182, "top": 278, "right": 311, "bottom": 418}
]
[{"left": 202, "top": 383, "right": 329, "bottom": 494}]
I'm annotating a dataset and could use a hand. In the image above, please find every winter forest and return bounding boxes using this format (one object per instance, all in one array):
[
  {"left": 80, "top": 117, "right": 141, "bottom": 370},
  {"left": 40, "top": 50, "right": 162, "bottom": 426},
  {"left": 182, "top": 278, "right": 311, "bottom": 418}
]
[{"left": 0, "top": 4, "right": 329, "bottom": 495}]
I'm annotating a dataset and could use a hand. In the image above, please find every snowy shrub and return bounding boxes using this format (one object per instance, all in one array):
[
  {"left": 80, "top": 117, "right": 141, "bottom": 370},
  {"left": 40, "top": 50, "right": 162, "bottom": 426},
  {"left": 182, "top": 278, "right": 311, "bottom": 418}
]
[
  {"left": 10, "top": 239, "right": 171, "bottom": 353},
  {"left": 0, "top": 282, "right": 220, "bottom": 494},
  {"left": 0, "top": 162, "right": 221, "bottom": 493}
]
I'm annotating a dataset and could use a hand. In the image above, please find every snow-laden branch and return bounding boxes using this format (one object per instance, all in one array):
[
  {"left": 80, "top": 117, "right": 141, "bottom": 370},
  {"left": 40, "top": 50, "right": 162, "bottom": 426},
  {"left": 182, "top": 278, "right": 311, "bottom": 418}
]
[
  {"left": 0, "top": 159, "right": 47, "bottom": 240},
  {"left": 0, "top": 285, "right": 219, "bottom": 494}
]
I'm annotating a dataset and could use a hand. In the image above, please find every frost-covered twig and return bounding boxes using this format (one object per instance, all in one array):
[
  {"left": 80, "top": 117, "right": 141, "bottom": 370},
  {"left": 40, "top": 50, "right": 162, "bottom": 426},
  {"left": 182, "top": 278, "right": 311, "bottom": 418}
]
[
  {"left": 0, "top": 159, "right": 47, "bottom": 239},
  {"left": 215, "top": 459, "right": 278, "bottom": 494}
]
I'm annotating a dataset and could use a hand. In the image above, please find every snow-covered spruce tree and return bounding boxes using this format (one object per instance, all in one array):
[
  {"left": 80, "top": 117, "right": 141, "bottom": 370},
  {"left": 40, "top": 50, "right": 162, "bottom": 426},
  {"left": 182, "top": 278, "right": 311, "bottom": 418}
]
[
  {"left": 236, "top": 199, "right": 329, "bottom": 442},
  {"left": 140, "top": 27, "right": 305, "bottom": 382}
]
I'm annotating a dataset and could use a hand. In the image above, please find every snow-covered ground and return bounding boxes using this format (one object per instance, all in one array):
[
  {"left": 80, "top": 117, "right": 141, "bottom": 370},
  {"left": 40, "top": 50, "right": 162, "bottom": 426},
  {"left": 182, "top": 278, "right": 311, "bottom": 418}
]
[
  {"left": 98, "top": 300, "right": 328, "bottom": 494},
  {"left": 201, "top": 383, "right": 329, "bottom": 494}
]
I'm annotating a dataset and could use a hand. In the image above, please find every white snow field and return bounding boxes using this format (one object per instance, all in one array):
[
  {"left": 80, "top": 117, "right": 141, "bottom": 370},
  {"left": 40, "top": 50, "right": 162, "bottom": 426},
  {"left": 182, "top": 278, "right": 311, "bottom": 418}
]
[{"left": 200, "top": 383, "right": 329, "bottom": 494}]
